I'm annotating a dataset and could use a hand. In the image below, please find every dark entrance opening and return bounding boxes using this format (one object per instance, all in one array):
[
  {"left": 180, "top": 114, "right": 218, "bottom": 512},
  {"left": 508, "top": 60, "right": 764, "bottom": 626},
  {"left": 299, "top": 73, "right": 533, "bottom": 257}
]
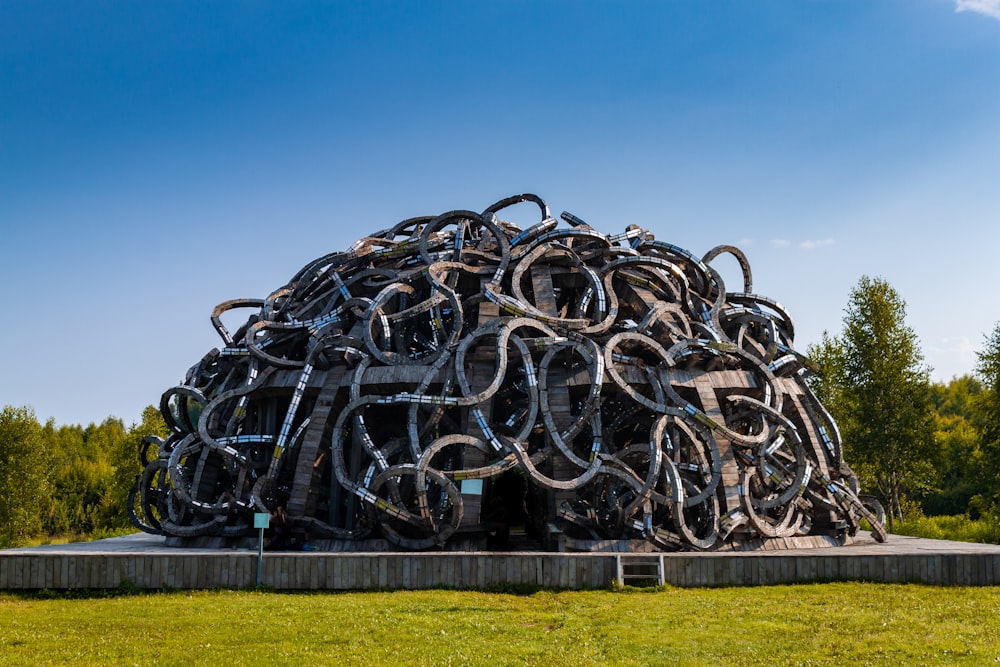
[{"left": 481, "top": 469, "right": 531, "bottom": 549}]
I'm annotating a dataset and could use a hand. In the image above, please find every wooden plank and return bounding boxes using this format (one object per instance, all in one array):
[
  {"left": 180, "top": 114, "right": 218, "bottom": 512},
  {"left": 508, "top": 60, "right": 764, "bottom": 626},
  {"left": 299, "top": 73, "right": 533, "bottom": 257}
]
[
  {"left": 79, "top": 555, "right": 90, "bottom": 588},
  {"left": 178, "top": 556, "right": 189, "bottom": 588},
  {"left": 96, "top": 555, "right": 107, "bottom": 588},
  {"left": 352, "top": 556, "right": 363, "bottom": 589},
  {"left": 287, "top": 367, "right": 344, "bottom": 516},
  {"left": 30, "top": 556, "right": 43, "bottom": 588},
  {"left": 415, "top": 556, "right": 427, "bottom": 589},
  {"left": 12, "top": 556, "right": 23, "bottom": 588},
  {"left": 299, "top": 555, "right": 311, "bottom": 589},
  {"left": 38, "top": 557, "right": 50, "bottom": 589},
  {"left": 530, "top": 265, "right": 559, "bottom": 317},
  {"left": 208, "top": 556, "right": 218, "bottom": 588},
  {"left": 289, "top": 556, "right": 300, "bottom": 589},
  {"left": 432, "top": 554, "right": 443, "bottom": 588},
  {"left": 7, "top": 532, "right": 1000, "bottom": 591},
  {"left": 378, "top": 556, "right": 388, "bottom": 589},
  {"left": 750, "top": 557, "right": 762, "bottom": 586},
  {"left": 333, "top": 556, "right": 344, "bottom": 590}
]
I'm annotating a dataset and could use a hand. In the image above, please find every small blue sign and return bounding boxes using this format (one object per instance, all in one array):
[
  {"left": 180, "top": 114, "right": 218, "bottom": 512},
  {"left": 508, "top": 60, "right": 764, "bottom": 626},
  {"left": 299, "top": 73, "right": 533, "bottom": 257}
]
[
  {"left": 460, "top": 479, "right": 483, "bottom": 496},
  {"left": 253, "top": 512, "right": 270, "bottom": 529}
]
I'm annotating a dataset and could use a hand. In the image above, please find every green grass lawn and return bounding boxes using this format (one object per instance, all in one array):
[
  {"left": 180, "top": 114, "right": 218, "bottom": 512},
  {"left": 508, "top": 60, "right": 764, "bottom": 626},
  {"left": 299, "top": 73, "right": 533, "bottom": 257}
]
[{"left": 1, "top": 583, "right": 998, "bottom": 665}]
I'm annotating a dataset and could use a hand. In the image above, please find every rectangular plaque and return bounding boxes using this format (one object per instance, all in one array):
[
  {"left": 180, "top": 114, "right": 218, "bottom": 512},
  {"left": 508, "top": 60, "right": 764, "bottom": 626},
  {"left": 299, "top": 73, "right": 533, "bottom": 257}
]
[{"left": 460, "top": 479, "right": 483, "bottom": 496}]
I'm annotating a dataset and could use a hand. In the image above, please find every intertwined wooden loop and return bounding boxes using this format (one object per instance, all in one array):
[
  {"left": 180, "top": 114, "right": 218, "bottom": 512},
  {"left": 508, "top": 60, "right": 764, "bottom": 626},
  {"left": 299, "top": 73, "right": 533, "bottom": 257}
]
[{"left": 130, "top": 194, "right": 886, "bottom": 550}]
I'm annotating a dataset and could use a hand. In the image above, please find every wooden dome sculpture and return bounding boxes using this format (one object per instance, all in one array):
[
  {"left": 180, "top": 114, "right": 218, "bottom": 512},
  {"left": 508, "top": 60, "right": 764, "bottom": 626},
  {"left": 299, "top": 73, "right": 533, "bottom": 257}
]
[{"left": 130, "top": 194, "right": 887, "bottom": 551}]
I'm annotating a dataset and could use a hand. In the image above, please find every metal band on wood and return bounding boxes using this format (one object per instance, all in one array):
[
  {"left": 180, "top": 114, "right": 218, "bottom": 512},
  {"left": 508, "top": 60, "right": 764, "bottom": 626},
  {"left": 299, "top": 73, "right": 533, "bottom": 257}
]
[{"left": 130, "top": 194, "right": 887, "bottom": 551}]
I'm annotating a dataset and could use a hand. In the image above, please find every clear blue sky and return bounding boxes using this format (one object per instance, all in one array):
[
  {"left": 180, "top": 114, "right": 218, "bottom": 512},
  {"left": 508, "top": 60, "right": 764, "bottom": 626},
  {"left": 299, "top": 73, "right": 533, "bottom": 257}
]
[{"left": 3, "top": 1, "right": 999, "bottom": 426}]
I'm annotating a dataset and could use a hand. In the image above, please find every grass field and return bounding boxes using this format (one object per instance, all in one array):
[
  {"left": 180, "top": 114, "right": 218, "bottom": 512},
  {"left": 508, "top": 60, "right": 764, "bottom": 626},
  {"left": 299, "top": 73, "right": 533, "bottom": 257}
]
[
  {"left": 893, "top": 514, "right": 1000, "bottom": 545},
  {"left": 1, "top": 583, "right": 998, "bottom": 665}
]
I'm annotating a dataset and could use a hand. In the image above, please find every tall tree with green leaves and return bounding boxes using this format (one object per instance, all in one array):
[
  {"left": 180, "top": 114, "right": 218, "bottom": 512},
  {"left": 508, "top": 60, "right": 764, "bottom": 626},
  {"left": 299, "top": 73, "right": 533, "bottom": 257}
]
[
  {"left": 974, "top": 322, "right": 1000, "bottom": 510},
  {"left": 0, "top": 406, "right": 50, "bottom": 546},
  {"left": 923, "top": 376, "right": 984, "bottom": 516},
  {"left": 808, "top": 276, "right": 936, "bottom": 528},
  {"left": 107, "top": 406, "right": 168, "bottom": 530},
  {"left": 41, "top": 417, "right": 124, "bottom": 535},
  {"left": 805, "top": 331, "right": 847, "bottom": 409}
]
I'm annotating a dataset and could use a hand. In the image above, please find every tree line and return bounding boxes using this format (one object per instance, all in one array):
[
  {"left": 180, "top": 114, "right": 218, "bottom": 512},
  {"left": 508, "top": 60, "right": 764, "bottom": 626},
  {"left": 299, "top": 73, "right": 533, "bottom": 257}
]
[
  {"left": 1, "top": 274, "right": 999, "bottom": 546},
  {"left": 807, "top": 275, "right": 1000, "bottom": 530},
  {"left": 0, "top": 405, "right": 165, "bottom": 547}
]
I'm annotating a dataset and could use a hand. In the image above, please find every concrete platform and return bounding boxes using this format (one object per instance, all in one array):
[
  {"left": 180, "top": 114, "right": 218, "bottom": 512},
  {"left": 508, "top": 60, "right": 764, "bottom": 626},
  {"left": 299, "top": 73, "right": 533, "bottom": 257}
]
[{"left": 2, "top": 532, "right": 999, "bottom": 590}]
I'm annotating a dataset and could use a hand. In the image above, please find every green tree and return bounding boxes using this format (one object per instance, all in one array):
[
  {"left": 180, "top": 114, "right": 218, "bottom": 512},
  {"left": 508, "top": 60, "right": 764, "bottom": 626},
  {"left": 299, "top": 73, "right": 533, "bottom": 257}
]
[
  {"left": 106, "top": 406, "right": 168, "bottom": 530},
  {"left": 804, "top": 331, "right": 847, "bottom": 409},
  {"left": 974, "top": 322, "right": 1000, "bottom": 510},
  {"left": 922, "top": 376, "right": 984, "bottom": 516},
  {"left": 41, "top": 417, "right": 126, "bottom": 535},
  {"left": 809, "top": 276, "right": 936, "bottom": 528},
  {"left": 0, "top": 406, "right": 50, "bottom": 546},
  {"left": 929, "top": 375, "right": 982, "bottom": 419}
]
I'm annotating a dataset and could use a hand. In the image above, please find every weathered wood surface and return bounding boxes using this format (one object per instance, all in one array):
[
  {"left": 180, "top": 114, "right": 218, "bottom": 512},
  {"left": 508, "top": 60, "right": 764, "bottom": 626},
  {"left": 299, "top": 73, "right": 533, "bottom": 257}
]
[
  {"left": 3, "top": 533, "right": 999, "bottom": 590},
  {"left": 135, "top": 194, "right": 888, "bottom": 553}
]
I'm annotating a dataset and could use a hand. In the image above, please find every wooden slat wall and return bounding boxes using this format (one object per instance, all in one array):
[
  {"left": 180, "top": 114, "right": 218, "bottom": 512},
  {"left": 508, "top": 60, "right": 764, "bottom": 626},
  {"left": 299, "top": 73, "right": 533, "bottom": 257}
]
[{"left": 3, "top": 551, "right": 1000, "bottom": 590}]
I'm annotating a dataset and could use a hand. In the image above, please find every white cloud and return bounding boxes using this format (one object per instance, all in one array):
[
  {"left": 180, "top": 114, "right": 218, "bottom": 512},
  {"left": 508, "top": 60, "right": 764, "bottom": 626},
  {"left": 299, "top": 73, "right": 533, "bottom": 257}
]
[
  {"left": 800, "top": 238, "right": 835, "bottom": 250},
  {"left": 927, "top": 336, "right": 978, "bottom": 382},
  {"left": 770, "top": 239, "right": 792, "bottom": 248},
  {"left": 736, "top": 237, "right": 755, "bottom": 246},
  {"left": 955, "top": 0, "right": 1000, "bottom": 20}
]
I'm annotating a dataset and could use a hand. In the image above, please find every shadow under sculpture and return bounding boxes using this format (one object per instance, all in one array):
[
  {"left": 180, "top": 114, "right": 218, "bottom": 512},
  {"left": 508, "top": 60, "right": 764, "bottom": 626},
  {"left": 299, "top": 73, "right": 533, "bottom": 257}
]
[{"left": 130, "top": 194, "right": 887, "bottom": 552}]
